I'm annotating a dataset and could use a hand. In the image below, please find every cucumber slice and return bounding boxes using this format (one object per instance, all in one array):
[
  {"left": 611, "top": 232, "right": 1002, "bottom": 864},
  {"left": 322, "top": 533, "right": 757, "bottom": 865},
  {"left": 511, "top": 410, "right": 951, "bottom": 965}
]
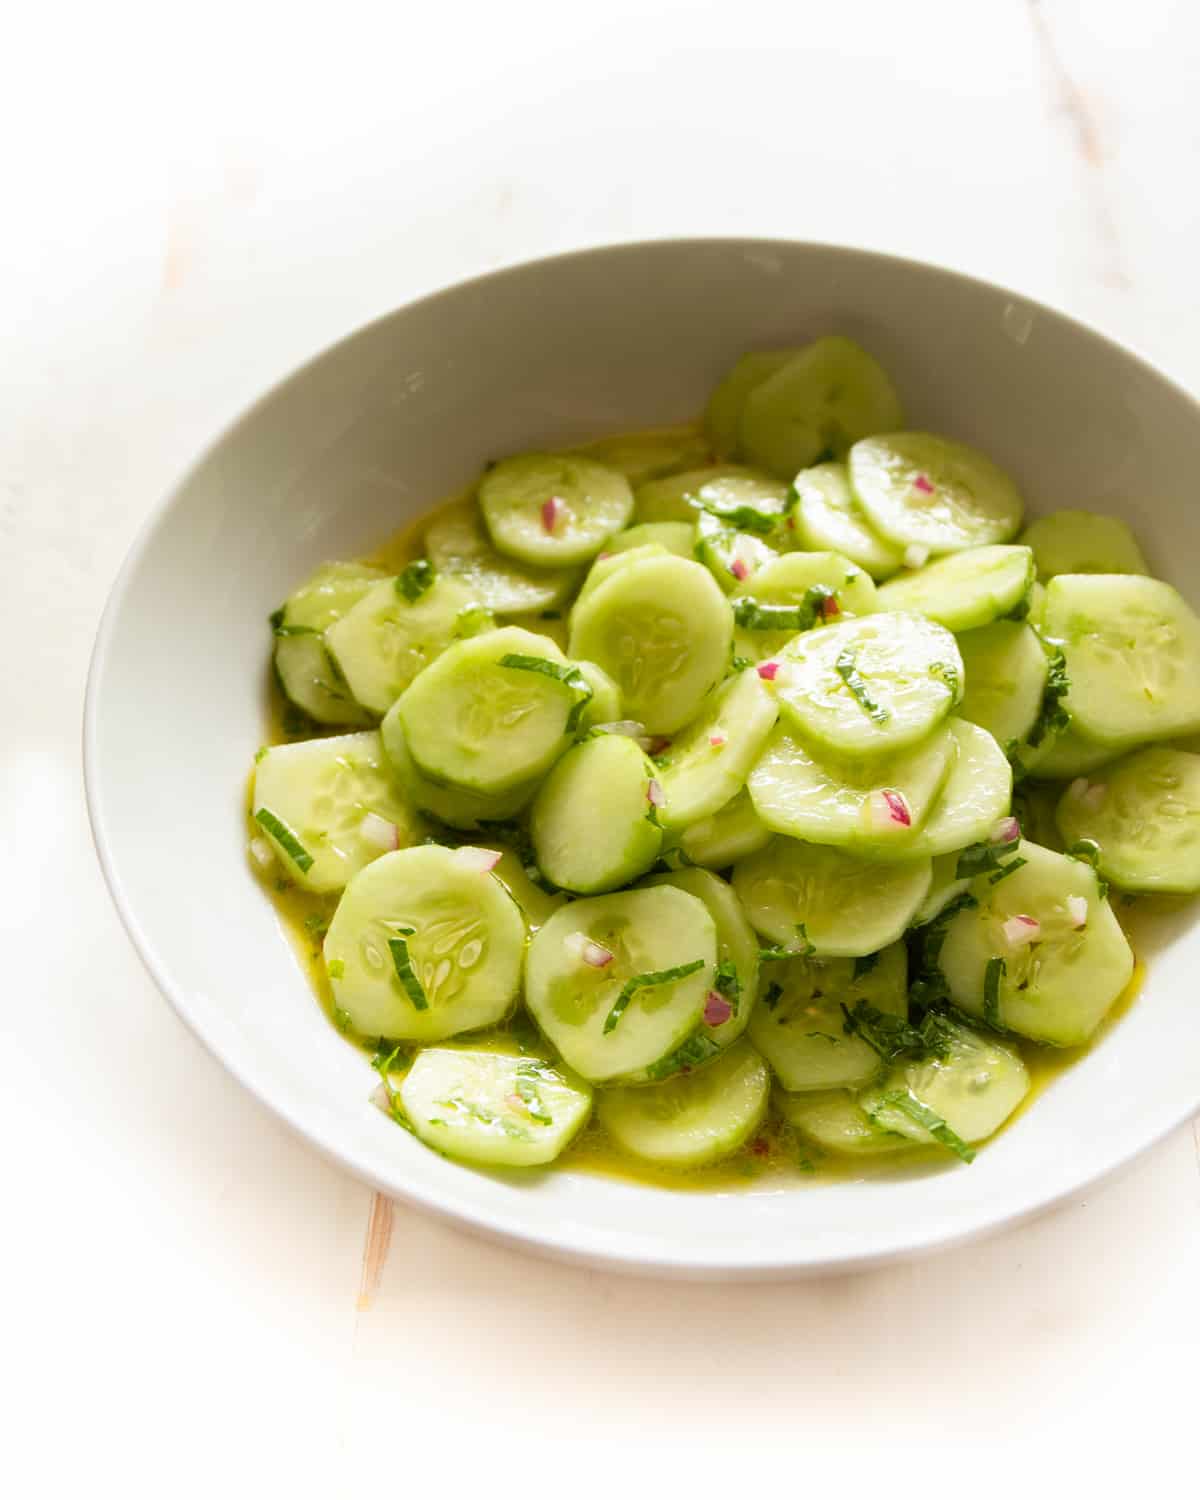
[
  {"left": 1022, "top": 726, "right": 1116, "bottom": 780},
  {"left": 252, "top": 731, "right": 426, "bottom": 892},
  {"left": 324, "top": 844, "right": 526, "bottom": 1040},
  {"left": 913, "top": 851, "right": 971, "bottom": 925},
  {"left": 486, "top": 849, "right": 567, "bottom": 931},
  {"left": 875, "top": 546, "right": 1034, "bottom": 632},
  {"left": 774, "top": 612, "right": 963, "bottom": 759},
  {"left": 1011, "top": 778, "right": 1066, "bottom": 852},
  {"left": 705, "top": 351, "right": 796, "bottom": 458},
  {"left": 938, "top": 839, "right": 1134, "bottom": 1046},
  {"left": 568, "top": 554, "right": 733, "bottom": 735},
  {"left": 424, "top": 498, "right": 580, "bottom": 614},
  {"left": 1020, "top": 509, "right": 1148, "bottom": 580},
  {"left": 739, "top": 337, "right": 904, "bottom": 478},
  {"left": 861, "top": 1018, "right": 1029, "bottom": 1149},
  {"left": 694, "top": 512, "right": 777, "bottom": 594},
  {"left": 731, "top": 550, "right": 876, "bottom": 663},
  {"left": 849, "top": 433, "right": 1024, "bottom": 554},
  {"left": 396, "top": 626, "right": 580, "bottom": 796},
  {"left": 732, "top": 837, "right": 931, "bottom": 957},
  {"left": 957, "top": 621, "right": 1048, "bottom": 748},
  {"left": 1055, "top": 747, "right": 1200, "bottom": 892},
  {"left": 904, "top": 719, "right": 1013, "bottom": 857},
  {"left": 596, "top": 1040, "right": 770, "bottom": 1168},
  {"left": 271, "top": 561, "right": 384, "bottom": 725},
  {"left": 326, "top": 572, "right": 490, "bottom": 717},
  {"left": 573, "top": 542, "right": 669, "bottom": 613},
  {"left": 606, "top": 521, "right": 696, "bottom": 557},
  {"left": 656, "top": 670, "right": 778, "bottom": 830},
  {"left": 525, "top": 887, "right": 717, "bottom": 1082},
  {"left": 790, "top": 463, "right": 905, "bottom": 581},
  {"left": 573, "top": 660, "right": 623, "bottom": 729},
  {"left": 748, "top": 722, "right": 956, "bottom": 852},
  {"left": 635, "top": 466, "right": 760, "bottom": 525},
  {"left": 1042, "top": 574, "right": 1200, "bottom": 748},
  {"left": 748, "top": 942, "right": 906, "bottom": 1091},
  {"left": 399, "top": 1048, "right": 592, "bottom": 1167},
  {"left": 379, "top": 711, "right": 537, "bottom": 828},
  {"left": 676, "top": 787, "right": 773, "bottom": 869},
  {"left": 1026, "top": 580, "right": 1047, "bottom": 630},
  {"left": 635, "top": 465, "right": 792, "bottom": 532},
  {"left": 479, "top": 454, "right": 634, "bottom": 566},
  {"left": 578, "top": 427, "right": 711, "bottom": 484},
  {"left": 529, "top": 734, "right": 663, "bottom": 894},
  {"left": 776, "top": 1087, "right": 914, "bottom": 1156}
]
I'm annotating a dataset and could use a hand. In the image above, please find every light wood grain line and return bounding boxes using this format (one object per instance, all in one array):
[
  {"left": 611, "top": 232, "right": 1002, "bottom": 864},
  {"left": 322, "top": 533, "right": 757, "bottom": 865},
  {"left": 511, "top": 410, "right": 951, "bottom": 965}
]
[{"left": 356, "top": 1192, "right": 394, "bottom": 1310}]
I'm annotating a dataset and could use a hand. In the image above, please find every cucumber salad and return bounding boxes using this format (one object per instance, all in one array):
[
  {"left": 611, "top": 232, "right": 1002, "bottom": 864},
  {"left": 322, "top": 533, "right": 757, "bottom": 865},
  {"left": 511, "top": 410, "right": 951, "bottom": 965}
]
[{"left": 248, "top": 334, "right": 1200, "bottom": 1181}]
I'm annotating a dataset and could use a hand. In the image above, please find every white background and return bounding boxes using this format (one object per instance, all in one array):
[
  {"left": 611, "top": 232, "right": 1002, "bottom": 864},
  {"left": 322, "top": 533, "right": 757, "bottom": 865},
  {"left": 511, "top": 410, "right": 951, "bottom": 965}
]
[{"left": 5, "top": 2, "right": 1199, "bottom": 1495}]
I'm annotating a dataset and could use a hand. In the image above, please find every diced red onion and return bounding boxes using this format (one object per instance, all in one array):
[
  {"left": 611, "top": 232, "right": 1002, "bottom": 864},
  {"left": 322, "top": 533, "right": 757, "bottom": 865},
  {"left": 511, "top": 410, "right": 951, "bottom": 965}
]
[
  {"left": 703, "top": 991, "right": 733, "bottom": 1026},
  {"left": 453, "top": 845, "right": 502, "bottom": 873},
  {"left": 646, "top": 737, "right": 672, "bottom": 756},
  {"left": 904, "top": 543, "right": 930, "bottom": 570},
  {"left": 882, "top": 789, "right": 911, "bottom": 827},
  {"left": 1003, "top": 914, "right": 1041, "bottom": 947},
  {"left": 821, "top": 594, "right": 840, "bottom": 619},
  {"left": 597, "top": 551, "right": 612, "bottom": 561},
  {"left": 1066, "top": 895, "right": 1089, "bottom": 929},
  {"left": 647, "top": 779, "right": 665, "bottom": 809},
  {"left": 360, "top": 811, "right": 400, "bottom": 851},
  {"left": 992, "top": 816, "right": 1021, "bottom": 845},
  {"left": 541, "top": 495, "right": 565, "bottom": 533},
  {"left": 709, "top": 733, "right": 727, "bottom": 749},
  {"left": 564, "top": 931, "right": 614, "bottom": 967},
  {"left": 757, "top": 660, "right": 779, "bottom": 681},
  {"left": 730, "top": 557, "right": 750, "bottom": 581},
  {"left": 913, "top": 473, "right": 935, "bottom": 495}
]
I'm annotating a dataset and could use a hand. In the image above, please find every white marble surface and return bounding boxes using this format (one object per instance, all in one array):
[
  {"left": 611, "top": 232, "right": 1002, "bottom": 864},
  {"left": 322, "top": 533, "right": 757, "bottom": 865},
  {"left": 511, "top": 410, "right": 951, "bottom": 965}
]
[{"left": 6, "top": 1, "right": 1200, "bottom": 1493}]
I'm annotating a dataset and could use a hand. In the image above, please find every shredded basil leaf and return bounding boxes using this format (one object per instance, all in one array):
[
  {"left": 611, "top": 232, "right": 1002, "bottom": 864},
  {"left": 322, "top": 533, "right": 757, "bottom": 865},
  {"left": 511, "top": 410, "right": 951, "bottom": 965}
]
[
  {"left": 272, "top": 622, "right": 322, "bottom": 638},
  {"left": 396, "top": 559, "right": 436, "bottom": 602},
  {"left": 761, "top": 981, "right": 784, "bottom": 1011},
  {"left": 930, "top": 659, "right": 961, "bottom": 697},
  {"left": 499, "top": 653, "right": 594, "bottom": 733},
  {"left": 988, "top": 856, "right": 1028, "bottom": 885},
  {"left": 688, "top": 495, "right": 782, "bottom": 536},
  {"left": 254, "top": 806, "right": 315, "bottom": 872},
  {"left": 732, "top": 586, "right": 834, "bottom": 633},
  {"left": 835, "top": 645, "right": 889, "bottom": 724},
  {"left": 643, "top": 1031, "right": 723, "bottom": 1081},
  {"left": 713, "top": 959, "right": 741, "bottom": 1016},
  {"left": 983, "top": 955, "right": 1005, "bottom": 1029},
  {"left": 513, "top": 1068, "right": 554, "bottom": 1126},
  {"left": 602, "top": 959, "right": 706, "bottom": 1035},
  {"left": 852, "top": 951, "right": 881, "bottom": 979},
  {"left": 268, "top": 606, "right": 285, "bottom": 630},
  {"left": 840, "top": 1000, "right": 954, "bottom": 1065},
  {"left": 1027, "top": 646, "right": 1070, "bottom": 748},
  {"left": 878, "top": 1090, "right": 976, "bottom": 1163},
  {"left": 388, "top": 930, "right": 429, "bottom": 1011},
  {"left": 956, "top": 830, "right": 1021, "bottom": 880}
]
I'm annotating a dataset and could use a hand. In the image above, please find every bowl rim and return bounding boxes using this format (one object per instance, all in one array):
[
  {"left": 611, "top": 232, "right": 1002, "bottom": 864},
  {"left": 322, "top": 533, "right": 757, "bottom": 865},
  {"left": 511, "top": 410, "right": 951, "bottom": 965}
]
[{"left": 83, "top": 235, "right": 1200, "bottom": 1278}]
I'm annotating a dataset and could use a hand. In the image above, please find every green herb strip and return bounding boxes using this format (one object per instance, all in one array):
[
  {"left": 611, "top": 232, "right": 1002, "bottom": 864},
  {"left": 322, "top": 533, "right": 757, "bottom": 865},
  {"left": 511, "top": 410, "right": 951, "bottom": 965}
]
[
  {"left": 956, "top": 833, "right": 1021, "bottom": 880},
  {"left": 987, "top": 856, "right": 1028, "bottom": 886},
  {"left": 841, "top": 1001, "right": 954, "bottom": 1065},
  {"left": 762, "top": 981, "right": 784, "bottom": 1012},
  {"left": 369, "top": 1044, "right": 417, "bottom": 1134},
  {"left": 254, "top": 807, "right": 315, "bottom": 872},
  {"left": 396, "top": 559, "right": 437, "bottom": 602},
  {"left": 930, "top": 659, "right": 960, "bottom": 697},
  {"left": 732, "top": 587, "right": 834, "bottom": 634},
  {"left": 852, "top": 951, "right": 881, "bottom": 979},
  {"left": 984, "top": 956, "right": 1005, "bottom": 1029},
  {"left": 602, "top": 959, "right": 706, "bottom": 1035},
  {"left": 835, "top": 646, "right": 889, "bottom": 724},
  {"left": 388, "top": 928, "right": 429, "bottom": 1011},
  {"left": 514, "top": 1062, "right": 554, "bottom": 1125},
  {"left": 689, "top": 496, "right": 781, "bottom": 536},
  {"left": 499, "top": 653, "right": 594, "bottom": 734},
  {"left": 879, "top": 1090, "right": 976, "bottom": 1164},
  {"left": 712, "top": 959, "right": 742, "bottom": 1016},
  {"left": 1027, "top": 646, "right": 1070, "bottom": 748},
  {"left": 644, "top": 1031, "right": 723, "bottom": 1081},
  {"left": 272, "top": 622, "right": 322, "bottom": 637}
]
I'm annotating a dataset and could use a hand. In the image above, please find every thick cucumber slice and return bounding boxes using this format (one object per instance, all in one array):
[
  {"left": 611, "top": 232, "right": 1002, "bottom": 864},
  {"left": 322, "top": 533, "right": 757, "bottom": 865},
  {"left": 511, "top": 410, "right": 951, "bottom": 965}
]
[
  {"left": 776, "top": 1087, "right": 914, "bottom": 1156},
  {"left": 733, "top": 837, "right": 931, "bottom": 957},
  {"left": 479, "top": 454, "right": 634, "bottom": 566},
  {"left": 578, "top": 427, "right": 711, "bottom": 484},
  {"left": 1023, "top": 726, "right": 1116, "bottom": 781},
  {"left": 635, "top": 466, "right": 792, "bottom": 532},
  {"left": 904, "top": 719, "right": 1013, "bottom": 857},
  {"left": 957, "top": 621, "right": 1048, "bottom": 748},
  {"left": 396, "top": 626, "right": 580, "bottom": 796},
  {"left": 596, "top": 1040, "right": 770, "bottom": 1168},
  {"left": 568, "top": 554, "right": 733, "bottom": 735},
  {"left": 399, "top": 1048, "right": 592, "bottom": 1167},
  {"left": 747, "top": 723, "right": 956, "bottom": 852},
  {"left": 529, "top": 734, "right": 663, "bottom": 894},
  {"left": 1055, "top": 747, "right": 1200, "bottom": 892},
  {"left": 774, "top": 612, "right": 963, "bottom": 759},
  {"left": 324, "top": 844, "right": 526, "bottom": 1040},
  {"left": 875, "top": 546, "right": 1034, "bottom": 632},
  {"left": 573, "top": 542, "right": 668, "bottom": 612},
  {"left": 252, "top": 731, "right": 426, "bottom": 892},
  {"left": 705, "top": 351, "right": 796, "bottom": 458},
  {"left": 379, "top": 711, "right": 536, "bottom": 828},
  {"left": 790, "top": 463, "right": 904, "bottom": 581},
  {"left": 739, "top": 337, "right": 904, "bottom": 478},
  {"left": 677, "top": 787, "right": 773, "bottom": 868},
  {"left": 938, "top": 839, "right": 1134, "bottom": 1046},
  {"left": 731, "top": 550, "right": 876, "bottom": 663},
  {"left": 749, "top": 942, "right": 906, "bottom": 1091},
  {"left": 1026, "top": 580, "right": 1047, "bottom": 630},
  {"left": 913, "top": 852, "right": 971, "bottom": 925},
  {"left": 849, "top": 433, "right": 1024, "bottom": 554},
  {"left": 425, "top": 498, "right": 579, "bottom": 613},
  {"left": 861, "top": 1018, "right": 1029, "bottom": 1150},
  {"left": 694, "top": 512, "right": 776, "bottom": 594},
  {"left": 573, "top": 660, "right": 623, "bottom": 729},
  {"left": 525, "top": 888, "right": 717, "bottom": 1082},
  {"left": 1042, "top": 574, "right": 1200, "bottom": 747},
  {"left": 271, "top": 561, "right": 384, "bottom": 725},
  {"left": 656, "top": 670, "right": 778, "bottom": 830},
  {"left": 606, "top": 521, "right": 696, "bottom": 557},
  {"left": 1020, "top": 509, "right": 1148, "bottom": 580},
  {"left": 326, "top": 573, "right": 490, "bottom": 717}
]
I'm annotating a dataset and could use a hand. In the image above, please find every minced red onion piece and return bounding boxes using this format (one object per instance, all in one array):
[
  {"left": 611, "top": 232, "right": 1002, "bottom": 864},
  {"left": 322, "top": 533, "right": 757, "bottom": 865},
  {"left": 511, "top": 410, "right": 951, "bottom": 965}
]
[
  {"left": 360, "top": 811, "right": 400, "bottom": 851},
  {"left": 821, "top": 594, "right": 840, "bottom": 619},
  {"left": 904, "top": 543, "right": 930, "bottom": 570},
  {"left": 1003, "top": 914, "right": 1041, "bottom": 946},
  {"left": 709, "top": 733, "right": 727, "bottom": 749},
  {"left": 703, "top": 992, "right": 733, "bottom": 1026},
  {"left": 992, "top": 815, "right": 1021, "bottom": 845},
  {"left": 541, "top": 495, "right": 565, "bottom": 533},
  {"left": 454, "top": 845, "right": 502, "bottom": 873},
  {"left": 730, "top": 557, "right": 750, "bottom": 581},
  {"left": 757, "top": 660, "right": 779, "bottom": 681},
  {"left": 913, "top": 473, "right": 935, "bottom": 495},
  {"left": 882, "top": 790, "right": 911, "bottom": 827},
  {"left": 647, "top": 779, "right": 665, "bottom": 809},
  {"left": 646, "top": 736, "right": 672, "bottom": 756},
  {"left": 564, "top": 931, "right": 614, "bottom": 967},
  {"left": 1066, "top": 895, "right": 1089, "bottom": 929}
]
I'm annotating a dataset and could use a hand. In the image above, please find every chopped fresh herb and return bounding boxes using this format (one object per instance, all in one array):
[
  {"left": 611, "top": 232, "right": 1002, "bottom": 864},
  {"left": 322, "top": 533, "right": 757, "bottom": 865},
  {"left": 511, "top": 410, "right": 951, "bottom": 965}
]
[
  {"left": 930, "top": 659, "right": 960, "bottom": 696},
  {"left": 396, "top": 559, "right": 436, "bottom": 602},
  {"left": 454, "top": 602, "right": 493, "bottom": 638},
  {"left": 304, "top": 911, "right": 330, "bottom": 937},
  {"left": 713, "top": 960, "right": 741, "bottom": 1016},
  {"left": 983, "top": 955, "right": 1005, "bottom": 1029},
  {"left": 914, "top": 892, "right": 978, "bottom": 970},
  {"left": 272, "top": 622, "right": 321, "bottom": 637},
  {"left": 274, "top": 877, "right": 293, "bottom": 893},
  {"left": 438, "top": 1095, "right": 531, "bottom": 1141},
  {"left": 1005, "top": 738, "right": 1030, "bottom": 783},
  {"left": 689, "top": 495, "right": 781, "bottom": 536},
  {"left": 499, "top": 653, "right": 594, "bottom": 734},
  {"left": 840, "top": 1000, "right": 953, "bottom": 1065},
  {"left": 332, "top": 1003, "right": 353, "bottom": 1034},
  {"left": 835, "top": 646, "right": 889, "bottom": 724},
  {"left": 327, "top": 958, "right": 345, "bottom": 980},
  {"left": 369, "top": 1045, "right": 417, "bottom": 1133},
  {"left": 539, "top": 609, "right": 562, "bottom": 620},
  {"left": 878, "top": 1090, "right": 976, "bottom": 1163},
  {"left": 1027, "top": 647, "right": 1070, "bottom": 748},
  {"left": 988, "top": 856, "right": 1028, "bottom": 885},
  {"left": 602, "top": 959, "right": 706, "bottom": 1034},
  {"left": 644, "top": 1031, "right": 723, "bottom": 1080},
  {"left": 268, "top": 606, "right": 286, "bottom": 630},
  {"left": 513, "top": 1068, "right": 553, "bottom": 1126},
  {"left": 852, "top": 951, "right": 881, "bottom": 980},
  {"left": 729, "top": 654, "right": 753, "bottom": 674},
  {"left": 732, "top": 586, "right": 834, "bottom": 634},
  {"left": 956, "top": 830, "right": 1021, "bottom": 880},
  {"left": 762, "top": 981, "right": 784, "bottom": 1011},
  {"left": 794, "top": 923, "right": 815, "bottom": 956},
  {"left": 254, "top": 807, "right": 315, "bottom": 872},
  {"left": 254, "top": 745, "right": 269, "bottom": 764},
  {"left": 759, "top": 944, "right": 801, "bottom": 962},
  {"left": 388, "top": 930, "right": 429, "bottom": 1011}
]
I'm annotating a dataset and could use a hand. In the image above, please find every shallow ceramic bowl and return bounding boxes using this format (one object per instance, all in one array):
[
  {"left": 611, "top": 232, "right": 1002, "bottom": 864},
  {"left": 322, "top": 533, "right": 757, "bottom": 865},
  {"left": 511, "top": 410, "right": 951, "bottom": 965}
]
[{"left": 85, "top": 239, "right": 1200, "bottom": 1278}]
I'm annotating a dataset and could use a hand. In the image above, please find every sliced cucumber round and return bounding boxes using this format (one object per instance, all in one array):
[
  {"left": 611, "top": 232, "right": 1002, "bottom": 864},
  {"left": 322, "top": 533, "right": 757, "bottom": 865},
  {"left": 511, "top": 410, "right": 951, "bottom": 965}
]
[
  {"left": 578, "top": 427, "right": 711, "bottom": 484},
  {"left": 252, "top": 730, "right": 427, "bottom": 892},
  {"left": 904, "top": 719, "right": 1013, "bottom": 857},
  {"left": 875, "top": 545, "right": 1034, "bottom": 632},
  {"left": 1043, "top": 574, "right": 1200, "bottom": 747},
  {"left": 694, "top": 512, "right": 777, "bottom": 594},
  {"left": 596, "top": 1040, "right": 770, "bottom": 1168},
  {"left": 849, "top": 433, "right": 1024, "bottom": 553},
  {"left": 1023, "top": 726, "right": 1116, "bottom": 781},
  {"left": 656, "top": 670, "right": 778, "bottom": 830},
  {"left": 774, "top": 612, "right": 963, "bottom": 759},
  {"left": 634, "top": 465, "right": 770, "bottom": 525},
  {"left": 271, "top": 561, "right": 384, "bottom": 725},
  {"left": 749, "top": 942, "right": 906, "bottom": 1091},
  {"left": 486, "top": 849, "right": 567, "bottom": 932},
  {"left": 1055, "top": 747, "right": 1200, "bottom": 892},
  {"left": 912, "top": 851, "right": 971, "bottom": 925},
  {"left": 525, "top": 887, "right": 717, "bottom": 1082},
  {"left": 530, "top": 734, "right": 663, "bottom": 894},
  {"left": 705, "top": 351, "right": 796, "bottom": 458},
  {"left": 606, "top": 521, "right": 696, "bottom": 557},
  {"left": 676, "top": 787, "right": 773, "bottom": 869},
  {"left": 1020, "top": 509, "right": 1148, "bottom": 580},
  {"left": 568, "top": 554, "right": 733, "bottom": 735},
  {"left": 425, "top": 497, "right": 580, "bottom": 613},
  {"left": 573, "top": 542, "right": 669, "bottom": 613},
  {"left": 324, "top": 844, "right": 526, "bottom": 1040},
  {"left": 957, "top": 620, "right": 1048, "bottom": 748},
  {"left": 747, "top": 722, "right": 956, "bottom": 853},
  {"left": 731, "top": 550, "right": 876, "bottom": 663},
  {"left": 938, "top": 839, "right": 1134, "bottom": 1046},
  {"left": 732, "top": 837, "right": 931, "bottom": 956},
  {"left": 379, "top": 711, "right": 536, "bottom": 828},
  {"left": 573, "top": 659, "right": 623, "bottom": 729},
  {"left": 739, "top": 337, "right": 904, "bottom": 478},
  {"left": 326, "top": 572, "right": 490, "bottom": 717},
  {"left": 776, "top": 1087, "right": 914, "bottom": 1156},
  {"left": 789, "top": 462, "right": 904, "bottom": 580},
  {"left": 396, "top": 626, "right": 579, "bottom": 796},
  {"left": 399, "top": 1047, "right": 592, "bottom": 1167},
  {"left": 479, "top": 454, "right": 634, "bottom": 566}
]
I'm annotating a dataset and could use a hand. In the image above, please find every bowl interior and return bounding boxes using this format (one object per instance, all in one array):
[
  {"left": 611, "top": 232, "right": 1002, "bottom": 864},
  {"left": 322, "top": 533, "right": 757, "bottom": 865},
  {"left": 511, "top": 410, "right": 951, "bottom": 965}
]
[{"left": 86, "top": 240, "right": 1200, "bottom": 1275}]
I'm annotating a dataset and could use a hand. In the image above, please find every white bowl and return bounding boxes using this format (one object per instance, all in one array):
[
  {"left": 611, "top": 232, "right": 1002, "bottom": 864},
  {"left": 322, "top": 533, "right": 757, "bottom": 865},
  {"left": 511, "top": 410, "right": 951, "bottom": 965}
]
[{"left": 85, "top": 239, "right": 1200, "bottom": 1278}]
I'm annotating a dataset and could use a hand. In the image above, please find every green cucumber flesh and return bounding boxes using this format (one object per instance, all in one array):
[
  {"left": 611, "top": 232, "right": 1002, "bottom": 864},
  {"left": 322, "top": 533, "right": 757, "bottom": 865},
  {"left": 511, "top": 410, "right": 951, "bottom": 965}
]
[
  {"left": 912, "top": 851, "right": 971, "bottom": 925},
  {"left": 1022, "top": 726, "right": 1116, "bottom": 781},
  {"left": 656, "top": 669, "right": 778, "bottom": 830},
  {"left": 730, "top": 549, "right": 876, "bottom": 663},
  {"left": 425, "top": 498, "right": 580, "bottom": 613},
  {"left": 676, "top": 787, "right": 772, "bottom": 869},
  {"left": 957, "top": 620, "right": 1048, "bottom": 748},
  {"left": 875, "top": 545, "right": 1034, "bottom": 632},
  {"left": 577, "top": 427, "right": 712, "bottom": 484},
  {"left": 272, "top": 561, "right": 384, "bottom": 725},
  {"left": 776, "top": 1087, "right": 914, "bottom": 1156},
  {"left": 789, "top": 462, "right": 904, "bottom": 580},
  {"left": 479, "top": 454, "right": 634, "bottom": 566},
  {"left": 380, "top": 710, "right": 536, "bottom": 829},
  {"left": 904, "top": 719, "right": 1013, "bottom": 857},
  {"left": 705, "top": 351, "right": 796, "bottom": 458},
  {"left": 1020, "top": 509, "right": 1148, "bottom": 580},
  {"left": 606, "top": 521, "right": 696, "bottom": 557}
]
